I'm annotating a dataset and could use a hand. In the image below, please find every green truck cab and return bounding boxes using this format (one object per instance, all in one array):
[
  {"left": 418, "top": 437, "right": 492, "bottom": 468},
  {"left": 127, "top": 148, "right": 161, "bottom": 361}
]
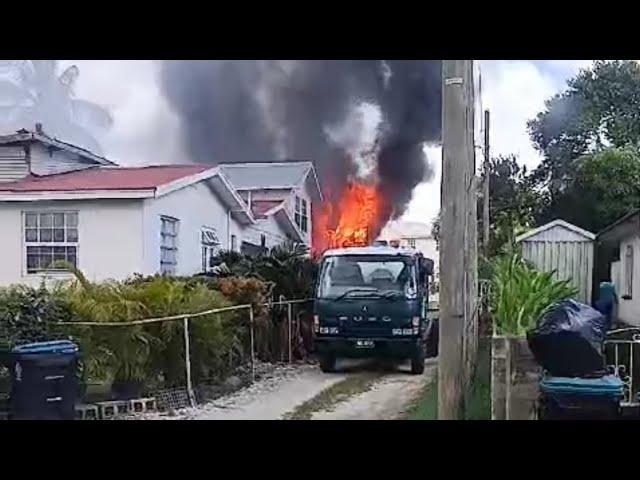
[{"left": 313, "top": 245, "right": 437, "bottom": 374}]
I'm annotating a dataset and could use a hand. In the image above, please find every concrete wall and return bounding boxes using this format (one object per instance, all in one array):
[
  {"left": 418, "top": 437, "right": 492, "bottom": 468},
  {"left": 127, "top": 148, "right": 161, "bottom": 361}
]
[{"left": 0, "top": 199, "right": 144, "bottom": 286}]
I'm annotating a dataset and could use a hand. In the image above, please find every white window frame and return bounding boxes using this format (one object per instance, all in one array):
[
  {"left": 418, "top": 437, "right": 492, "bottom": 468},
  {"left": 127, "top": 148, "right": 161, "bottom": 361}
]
[
  {"left": 23, "top": 211, "right": 79, "bottom": 275},
  {"left": 625, "top": 243, "right": 634, "bottom": 299},
  {"left": 201, "top": 227, "right": 220, "bottom": 272},
  {"left": 407, "top": 238, "right": 416, "bottom": 248},
  {"left": 160, "top": 215, "right": 179, "bottom": 275},
  {"left": 294, "top": 195, "right": 309, "bottom": 233}
]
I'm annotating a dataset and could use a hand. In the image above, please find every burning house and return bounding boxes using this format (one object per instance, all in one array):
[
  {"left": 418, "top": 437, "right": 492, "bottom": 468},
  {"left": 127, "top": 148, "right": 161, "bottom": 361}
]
[{"left": 159, "top": 60, "right": 443, "bottom": 254}]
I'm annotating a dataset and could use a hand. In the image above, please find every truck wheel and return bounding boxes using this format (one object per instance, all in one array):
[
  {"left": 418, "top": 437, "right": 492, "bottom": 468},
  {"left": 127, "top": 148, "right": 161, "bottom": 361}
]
[
  {"left": 319, "top": 354, "right": 336, "bottom": 373},
  {"left": 411, "top": 346, "right": 425, "bottom": 375},
  {"left": 426, "top": 320, "right": 439, "bottom": 358}
]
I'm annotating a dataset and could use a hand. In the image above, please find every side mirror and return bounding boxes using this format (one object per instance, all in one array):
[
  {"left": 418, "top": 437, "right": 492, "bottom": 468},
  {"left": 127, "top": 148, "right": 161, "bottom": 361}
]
[{"left": 422, "top": 258, "right": 434, "bottom": 276}]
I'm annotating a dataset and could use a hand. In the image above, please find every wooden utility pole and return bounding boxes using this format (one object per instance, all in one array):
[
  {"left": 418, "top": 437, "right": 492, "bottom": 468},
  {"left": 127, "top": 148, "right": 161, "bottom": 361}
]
[
  {"left": 439, "top": 59, "right": 476, "bottom": 420},
  {"left": 482, "top": 110, "right": 490, "bottom": 255}
]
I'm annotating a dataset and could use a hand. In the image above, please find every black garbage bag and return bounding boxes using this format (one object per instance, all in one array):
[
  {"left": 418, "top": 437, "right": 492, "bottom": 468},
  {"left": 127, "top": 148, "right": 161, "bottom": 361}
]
[{"left": 527, "top": 299, "right": 607, "bottom": 378}]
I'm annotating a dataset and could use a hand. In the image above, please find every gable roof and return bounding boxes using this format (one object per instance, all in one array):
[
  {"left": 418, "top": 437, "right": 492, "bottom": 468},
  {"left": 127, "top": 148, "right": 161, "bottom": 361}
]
[
  {"left": 515, "top": 219, "right": 596, "bottom": 243},
  {"left": 0, "top": 129, "right": 115, "bottom": 166},
  {"left": 219, "top": 161, "right": 322, "bottom": 201},
  {"left": 0, "top": 165, "right": 211, "bottom": 192}
]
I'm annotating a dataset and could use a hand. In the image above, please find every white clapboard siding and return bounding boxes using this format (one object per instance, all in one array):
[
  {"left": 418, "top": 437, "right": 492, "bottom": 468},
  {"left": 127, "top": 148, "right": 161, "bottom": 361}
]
[
  {"left": 0, "top": 146, "right": 28, "bottom": 182},
  {"left": 517, "top": 220, "right": 595, "bottom": 304},
  {"left": 29, "top": 143, "right": 96, "bottom": 176}
]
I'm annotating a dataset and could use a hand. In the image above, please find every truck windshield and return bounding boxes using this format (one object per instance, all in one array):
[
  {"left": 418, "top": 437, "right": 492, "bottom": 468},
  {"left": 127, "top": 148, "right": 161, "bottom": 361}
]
[{"left": 317, "top": 255, "right": 417, "bottom": 300}]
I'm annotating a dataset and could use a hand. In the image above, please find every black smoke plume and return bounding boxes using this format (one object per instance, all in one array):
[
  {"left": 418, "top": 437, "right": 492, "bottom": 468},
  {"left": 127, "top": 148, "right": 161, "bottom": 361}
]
[{"left": 159, "top": 60, "right": 441, "bottom": 224}]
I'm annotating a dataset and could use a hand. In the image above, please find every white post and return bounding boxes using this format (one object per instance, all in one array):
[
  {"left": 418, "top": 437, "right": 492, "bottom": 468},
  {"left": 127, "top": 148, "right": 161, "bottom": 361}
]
[
  {"left": 288, "top": 303, "right": 293, "bottom": 364},
  {"left": 183, "top": 316, "right": 196, "bottom": 407},
  {"left": 250, "top": 306, "right": 256, "bottom": 382}
]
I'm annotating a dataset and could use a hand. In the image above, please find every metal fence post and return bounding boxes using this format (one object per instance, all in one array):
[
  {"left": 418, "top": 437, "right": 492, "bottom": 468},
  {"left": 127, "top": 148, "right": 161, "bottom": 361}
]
[
  {"left": 250, "top": 306, "right": 256, "bottom": 383},
  {"left": 183, "top": 316, "right": 196, "bottom": 407},
  {"left": 288, "top": 303, "right": 293, "bottom": 364}
]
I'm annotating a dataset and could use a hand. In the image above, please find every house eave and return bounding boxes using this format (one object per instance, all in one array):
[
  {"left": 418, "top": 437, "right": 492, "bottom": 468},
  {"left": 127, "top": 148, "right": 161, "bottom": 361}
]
[
  {"left": 0, "top": 189, "right": 155, "bottom": 201},
  {"left": 597, "top": 210, "right": 640, "bottom": 244},
  {"left": 272, "top": 206, "right": 306, "bottom": 243}
]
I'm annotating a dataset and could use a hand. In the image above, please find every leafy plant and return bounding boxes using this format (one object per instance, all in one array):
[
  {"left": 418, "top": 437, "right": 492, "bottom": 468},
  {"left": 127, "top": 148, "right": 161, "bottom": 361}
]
[
  {"left": 0, "top": 283, "right": 72, "bottom": 346},
  {"left": 490, "top": 252, "right": 578, "bottom": 336}
]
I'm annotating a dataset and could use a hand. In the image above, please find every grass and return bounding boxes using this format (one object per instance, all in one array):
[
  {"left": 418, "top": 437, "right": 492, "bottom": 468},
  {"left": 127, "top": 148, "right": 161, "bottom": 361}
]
[
  {"left": 283, "top": 372, "right": 383, "bottom": 420},
  {"left": 405, "top": 338, "right": 491, "bottom": 420},
  {"left": 406, "top": 377, "right": 438, "bottom": 420}
]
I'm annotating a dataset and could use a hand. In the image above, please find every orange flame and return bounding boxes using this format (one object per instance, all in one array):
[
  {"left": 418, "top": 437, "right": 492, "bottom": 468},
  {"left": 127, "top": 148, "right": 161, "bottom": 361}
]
[{"left": 313, "top": 181, "right": 385, "bottom": 254}]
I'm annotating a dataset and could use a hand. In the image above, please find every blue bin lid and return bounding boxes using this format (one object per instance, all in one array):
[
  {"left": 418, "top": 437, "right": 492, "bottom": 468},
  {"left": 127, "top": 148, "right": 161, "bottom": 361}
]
[
  {"left": 540, "top": 374, "right": 624, "bottom": 397},
  {"left": 12, "top": 340, "right": 79, "bottom": 355}
]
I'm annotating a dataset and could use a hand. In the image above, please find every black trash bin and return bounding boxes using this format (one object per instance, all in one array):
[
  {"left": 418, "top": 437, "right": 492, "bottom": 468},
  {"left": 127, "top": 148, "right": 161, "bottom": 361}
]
[{"left": 10, "top": 340, "right": 80, "bottom": 420}]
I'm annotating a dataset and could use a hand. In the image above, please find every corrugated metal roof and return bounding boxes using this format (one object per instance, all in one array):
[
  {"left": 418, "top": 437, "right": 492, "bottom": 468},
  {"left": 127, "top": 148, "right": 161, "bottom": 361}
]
[
  {"left": 0, "top": 165, "right": 211, "bottom": 192},
  {"left": 515, "top": 219, "right": 595, "bottom": 243},
  {"left": 219, "top": 162, "right": 313, "bottom": 191}
]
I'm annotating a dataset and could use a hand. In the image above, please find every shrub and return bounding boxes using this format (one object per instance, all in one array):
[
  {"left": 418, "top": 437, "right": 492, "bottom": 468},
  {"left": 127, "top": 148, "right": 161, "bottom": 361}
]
[
  {"left": 0, "top": 283, "right": 72, "bottom": 347},
  {"left": 62, "top": 273, "right": 244, "bottom": 390},
  {"left": 490, "top": 252, "right": 578, "bottom": 336}
]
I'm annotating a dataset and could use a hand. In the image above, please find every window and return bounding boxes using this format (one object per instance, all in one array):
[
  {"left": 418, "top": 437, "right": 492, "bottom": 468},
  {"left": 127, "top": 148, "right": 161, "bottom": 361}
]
[
  {"left": 294, "top": 196, "right": 301, "bottom": 228},
  {"left": 301, "top": 198, "right": 308, "bottom": 233},
  {"left": 231, "top": 234, "right": 237, "bottom": 252},
  {"left": 625, "top": 244, "right": 634, "bottom": 299},
  {"left": 260, "top": 234, "right": 266, "bottom": 248},
  {"left": 24, "top": 211, "right": 78, "bottom": 274},
  {"left": 294, "top": 195, "right": 308, "bottom": 233},
  {"left": 407, "top": 238, "right": 416, "bottom": 248},
  {"left": 160, "top": 216, "right": 179, "bottom": 275},
  {"left": 201, "top": 227, "right": 220, "bottom": 272}
]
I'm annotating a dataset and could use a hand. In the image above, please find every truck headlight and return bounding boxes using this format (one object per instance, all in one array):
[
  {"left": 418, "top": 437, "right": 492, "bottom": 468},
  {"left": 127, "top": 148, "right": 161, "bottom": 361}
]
[
  {"left": 392, "top": 328, "right": 402, "bottom": 335},
  {"left": 329, "top": 327, "right": 339, "bottom": 334},
  {"left": 402, "top": 328, "right": 413, "bottom": 335},
  {"left": 319, "top": 327, "right": 329, "bottom": 334}
]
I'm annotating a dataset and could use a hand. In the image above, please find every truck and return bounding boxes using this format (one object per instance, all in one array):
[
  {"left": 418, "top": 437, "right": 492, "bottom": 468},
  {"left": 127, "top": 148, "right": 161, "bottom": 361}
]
[{"left": 313, "top": 245, "right": 438, "bottom": 374}]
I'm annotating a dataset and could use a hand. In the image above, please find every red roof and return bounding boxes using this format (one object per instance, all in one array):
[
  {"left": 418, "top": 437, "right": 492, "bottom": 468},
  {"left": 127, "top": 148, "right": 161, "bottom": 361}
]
[
  {"left": 0, "top": 165, "right": 212, "bottom": 192},
  {"left": 251, "top": 200, "right": 283, "bottom": 218}
]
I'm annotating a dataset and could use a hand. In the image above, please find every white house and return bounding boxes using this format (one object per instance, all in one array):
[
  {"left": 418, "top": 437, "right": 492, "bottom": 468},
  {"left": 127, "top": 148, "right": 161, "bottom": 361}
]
[
  {"left": 598, "top": 210, "right": 640, "bottom": 326},
  {"left": 377, "top": 220, "right": 438, "bottom": 273},
  {"left": 0, "top": 127, "right": 322, "bottom": 286}
]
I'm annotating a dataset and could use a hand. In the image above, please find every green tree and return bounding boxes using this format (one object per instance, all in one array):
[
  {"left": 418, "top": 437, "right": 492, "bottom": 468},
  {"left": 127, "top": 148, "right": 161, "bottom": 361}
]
[
  {"left": 433, "top": 154, "right": 542, "bottom": 259},
  {"left": 480, "top": 155, "right": 541, "bottom": 257},
  {"left": 543, "top": 146, "right": 640, "bottom": 232},
  {"left": 528, "top": 60, "right": 640, "bottom": 196}
]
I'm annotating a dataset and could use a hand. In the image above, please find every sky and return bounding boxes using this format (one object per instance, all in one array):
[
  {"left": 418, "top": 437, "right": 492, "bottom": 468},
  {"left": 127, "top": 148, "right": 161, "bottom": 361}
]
[{"left": 58, "top": 60, "right": 594, "bottom": 228}]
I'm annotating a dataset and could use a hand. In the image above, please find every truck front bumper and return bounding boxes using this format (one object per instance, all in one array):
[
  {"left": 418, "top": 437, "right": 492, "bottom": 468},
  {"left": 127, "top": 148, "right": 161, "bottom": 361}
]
[{"left": 314, "top": 336, "right": 422, "bottom": 359}]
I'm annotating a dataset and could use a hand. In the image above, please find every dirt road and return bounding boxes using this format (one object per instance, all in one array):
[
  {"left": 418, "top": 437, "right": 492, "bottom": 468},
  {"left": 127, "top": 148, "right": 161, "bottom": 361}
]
[{"left": 142, "top": 358, "right": 436, "bottom": 420}]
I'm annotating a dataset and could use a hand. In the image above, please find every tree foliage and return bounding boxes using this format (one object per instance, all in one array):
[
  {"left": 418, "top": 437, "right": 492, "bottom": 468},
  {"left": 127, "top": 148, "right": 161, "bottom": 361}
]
[
  {"left": 480, "top": 155, "right": 541, "bottom": 256},
  {"left": 528, "top": 61, "right": 640, "bottom": 196},
  {"left": 539, "top": 146, "right": 640, "bottom": 232}
]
